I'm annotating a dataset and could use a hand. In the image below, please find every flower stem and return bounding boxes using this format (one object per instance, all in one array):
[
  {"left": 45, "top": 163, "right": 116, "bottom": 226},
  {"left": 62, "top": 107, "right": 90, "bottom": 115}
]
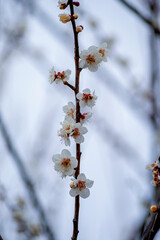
[{"left": 69, "top": 0, "right": 81, "bottom": 239}]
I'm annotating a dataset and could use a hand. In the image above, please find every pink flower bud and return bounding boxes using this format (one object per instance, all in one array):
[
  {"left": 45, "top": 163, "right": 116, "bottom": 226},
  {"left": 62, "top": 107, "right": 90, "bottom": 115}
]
[
  {"left": 73, "top": 13, "right": 78, "bottom": 20},
  {"left": 76, "top": 25, "right": 83, "bottom": 33},
  {"left": 59, "top": 3, "right": 67, "bottom": 9},
  {"left": 73, "top": 1, "right": 80, "bottom": 6}
]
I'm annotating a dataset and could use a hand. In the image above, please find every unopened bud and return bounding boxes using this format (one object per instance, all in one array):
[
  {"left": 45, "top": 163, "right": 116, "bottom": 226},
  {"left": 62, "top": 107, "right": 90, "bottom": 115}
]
[
  {"left": 73, "top": 14, "right": 78, "bottom": 20},
  {"left": 76, "top": 25, "right": 83, "bottom": 33},
  {"left": 70, "top": 182, "right": 75, "bottom": 188},
  {"left": 73, "top": 1, "right": 80, "bottom": 6},
  {"left": 150, "top": 205, "right": 158, "bottom": 212},
  {"left": 59, "top": 13, "right": 71, "bottom": 23},
  {"left": 59, "top": 4, "right": 67, "bottom": 9}
]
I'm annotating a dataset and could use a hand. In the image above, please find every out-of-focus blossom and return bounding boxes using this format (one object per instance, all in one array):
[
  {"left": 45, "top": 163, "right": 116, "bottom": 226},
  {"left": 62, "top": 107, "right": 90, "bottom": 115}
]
[
  {"left": 146, "top": 160, "right": 160, "bottom": 186},
  {"left": 146, "top": 161, "right": 159, "bottom": 170},
  {"left": 52, "top": 149, "right": 78, "bottom": 178},
  {"left": 70, "top": 173, "right": 94, "bottom": 198}
]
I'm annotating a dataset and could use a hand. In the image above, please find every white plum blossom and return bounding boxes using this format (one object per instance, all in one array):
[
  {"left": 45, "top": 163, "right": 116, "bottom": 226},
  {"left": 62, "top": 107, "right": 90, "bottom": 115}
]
[
  {"left": 59, "top": 118, "right": 75, "bottom": 146},
  {"left": 69, "top": 173, "right": 94, "bottom": 198},
  {"left": 63, "top": 102, "right": 76, "bottom": 120},
  {"left": 59, "top": 129, "right": 70, "bottom": 146},
  {"left": 49, "top": 67, "right": 71, "bottom": 84},
  {"left": 71, "top": 123, "right": 88, "bottom": 144},
  {"left": 146, "top": 161, "right": 159, "bottom": 170},
  {"left": 77, "top": 88, "right": 97, "bottom": 108},
  {"left": 98, "top": 42, "right": 108, "bottom": 62},
  {"left": 79, "top": 46, "right": 102, "bottom": 72},
  {"left": 80, "top": 112, "right": 92, "bottom": 124},
  {"left": 52, "top": 149, "right": 78, "bottom": 178},
  {"left": 59, "top": 118, "right": 87, "bottom": 145},
  {"left": 146, "top": 160, "right": 160, "bottom": 186}
]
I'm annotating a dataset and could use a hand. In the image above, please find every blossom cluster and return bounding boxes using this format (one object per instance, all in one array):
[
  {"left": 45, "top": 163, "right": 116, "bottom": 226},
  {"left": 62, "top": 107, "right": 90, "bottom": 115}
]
[
  {"left": 49, "top": 0, "right": 108, "bottom": 199},
  {"left": 146, "top": 160, "right": 160, "bottom": 186},
  {"left": 51, "top": 88, "right": 96, "bottom": 198}
]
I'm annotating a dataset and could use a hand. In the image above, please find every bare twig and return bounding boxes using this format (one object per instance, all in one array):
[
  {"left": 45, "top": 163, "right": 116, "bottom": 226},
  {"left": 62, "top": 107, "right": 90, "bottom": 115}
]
[
  {"left": 63, "top": 81, "right": 76, "bottom": 91},
  {"left": 0, "top": 114, "right": 55, "bottom": 240},
  {"left": 116, "top": 0, "right": 160, "bottom": 35}
]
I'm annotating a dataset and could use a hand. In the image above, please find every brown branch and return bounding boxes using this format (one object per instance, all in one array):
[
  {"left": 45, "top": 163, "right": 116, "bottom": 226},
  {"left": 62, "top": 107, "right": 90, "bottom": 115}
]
[
  {"left": 68, "top": 1, "right": 81, "bottom": 239},
  {"left": 116, "top": 0, "right": 160, "bottom": 35},
  {"left": 0, "top": 114, "right": 56, "bottom": 240},
  {"left": 142, "top": 209, "right": 160, "bottom": 240},
  {"left": 63, "top": 81, "right": 76, "bottom": 91}
]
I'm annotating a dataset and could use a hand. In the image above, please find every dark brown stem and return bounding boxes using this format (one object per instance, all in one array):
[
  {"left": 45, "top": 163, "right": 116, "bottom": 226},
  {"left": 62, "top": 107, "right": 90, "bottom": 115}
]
[
  {"left": 63, "top": 81, "right": 76, "bottom": 91},
  {"left": 142, "top": 209, "right": 160, "bottom": 240},
  {"left": 68, "top": 0, "right": 81, "bottom": 240}
]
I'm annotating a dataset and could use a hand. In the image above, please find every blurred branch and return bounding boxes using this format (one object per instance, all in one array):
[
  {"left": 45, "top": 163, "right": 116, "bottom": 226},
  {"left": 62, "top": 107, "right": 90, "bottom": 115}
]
[
  {"left": 0, "top": 235, "right": 4, "bottom": 240},
  {"left": 129, "top": 211, "right": 150, "bottom": 240},
  {"left": 136, "top": 1, "right": 160, "bottom": 239},
  {"left": 98, "top": 67, "right": 150, "bottom": 123},
  {"left": 142, "top": 210, "right": 160, "bottom": 240},
  {"left": 0, "top": 114, "right": 56, "bottom": 240},
  {"left": 95, "top": 116, "right": 146, "bottom": 176},
  {"left": 116, "top": 0, "right": 160, "bottom": 35}
]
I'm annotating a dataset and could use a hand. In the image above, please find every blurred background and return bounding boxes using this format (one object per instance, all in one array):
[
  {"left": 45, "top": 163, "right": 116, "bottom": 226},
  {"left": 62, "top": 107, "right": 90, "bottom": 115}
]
[{"left": 0, "top": 0, "right": 160, "bottom": 239}]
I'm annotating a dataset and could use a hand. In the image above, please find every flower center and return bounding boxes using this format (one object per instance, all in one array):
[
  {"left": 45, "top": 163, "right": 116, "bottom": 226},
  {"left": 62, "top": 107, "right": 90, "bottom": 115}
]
[
  {"left": 64, "top": 124, "right": 71, "bottom": 131},
  {"left": 99, "top": 49, "right": 105, "bottom": 57},
  {"left": 77, "top": 181, "right": 86, "bottom": 191},
  {"left": 72, "top": 128, "right": 80, "bottom": 138},
  {"left": 68, "top": 108, "right": 74, "bottom": 118},
  {"left": 61, "top": 158, "right": 71, "bottom": 168},
  {"left": 86, "top": 54, "right": 95, "bottom": 64},
  {"left": 55, "top": 71, "right": 66, "bottom": 80},
  {"left": 82, "top": 93, "right": 93, "bottom": 103},
  {"left": 80, "top": 113, "right": 87, "bottom": 120}
]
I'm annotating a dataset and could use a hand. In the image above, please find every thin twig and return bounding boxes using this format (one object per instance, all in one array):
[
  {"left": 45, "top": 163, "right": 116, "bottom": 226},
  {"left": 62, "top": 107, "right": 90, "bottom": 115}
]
[
  {"left": 116, "top": 0, "right": 160, "bottom": 35},
  {"left": 0, "top": 114, "right": 55, "bottom": 240},
  {"left": 63, "top": 81, "right": 76, "bottom": 91}
]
